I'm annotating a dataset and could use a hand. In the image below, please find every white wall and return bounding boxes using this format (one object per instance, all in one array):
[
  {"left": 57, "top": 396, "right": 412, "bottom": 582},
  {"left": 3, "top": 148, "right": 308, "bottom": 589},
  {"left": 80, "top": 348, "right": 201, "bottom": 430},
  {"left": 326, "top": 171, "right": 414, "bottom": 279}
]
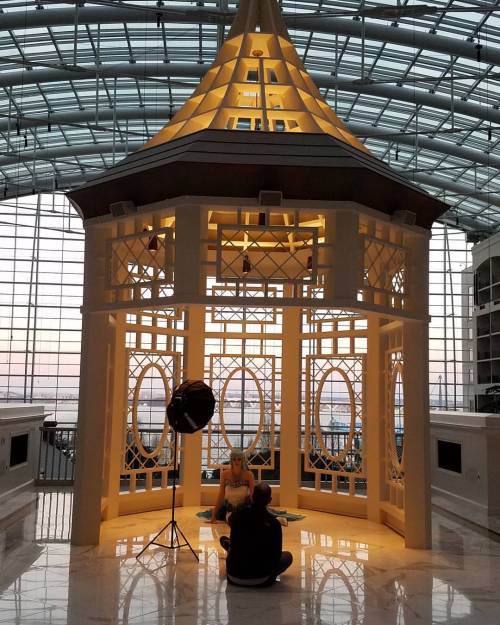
[
  {"left": 0, "top": 405, "right": 45, "bottom": 502},
  {"left": 430, "top": 410, "right": 500, "bottom": 533}
]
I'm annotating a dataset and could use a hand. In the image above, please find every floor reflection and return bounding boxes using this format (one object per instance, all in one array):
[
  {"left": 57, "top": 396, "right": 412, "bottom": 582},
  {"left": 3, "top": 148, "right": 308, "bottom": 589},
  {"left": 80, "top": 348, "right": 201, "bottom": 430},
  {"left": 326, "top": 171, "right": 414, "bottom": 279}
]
[{"left": 0, "top": 491, "right": 499, "bottom": 624}]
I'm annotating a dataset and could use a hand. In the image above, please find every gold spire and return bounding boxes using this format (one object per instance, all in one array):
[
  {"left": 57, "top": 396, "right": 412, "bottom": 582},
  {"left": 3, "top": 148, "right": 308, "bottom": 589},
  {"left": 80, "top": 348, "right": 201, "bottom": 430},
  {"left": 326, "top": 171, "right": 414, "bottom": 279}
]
[{"left": 143, "top": 0, "right": 369, "bottom": 153}]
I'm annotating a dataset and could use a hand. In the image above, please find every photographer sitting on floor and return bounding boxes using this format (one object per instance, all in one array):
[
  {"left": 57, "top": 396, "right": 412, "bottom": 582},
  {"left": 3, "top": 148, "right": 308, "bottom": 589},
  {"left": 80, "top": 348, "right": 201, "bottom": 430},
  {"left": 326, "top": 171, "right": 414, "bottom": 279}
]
[{"left": 219, "top": 482, "right": 293, "bottom": 586}]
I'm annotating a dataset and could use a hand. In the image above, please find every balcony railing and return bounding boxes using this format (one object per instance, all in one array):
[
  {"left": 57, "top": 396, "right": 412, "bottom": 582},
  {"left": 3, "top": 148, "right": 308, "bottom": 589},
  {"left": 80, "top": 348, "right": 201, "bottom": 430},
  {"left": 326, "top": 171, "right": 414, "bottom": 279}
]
[
  {"left": 37, "top": 424, "right": 78, "bottom": 484},
  {"left": 36, "top": 423, "right": 405, "bottom": 485}
]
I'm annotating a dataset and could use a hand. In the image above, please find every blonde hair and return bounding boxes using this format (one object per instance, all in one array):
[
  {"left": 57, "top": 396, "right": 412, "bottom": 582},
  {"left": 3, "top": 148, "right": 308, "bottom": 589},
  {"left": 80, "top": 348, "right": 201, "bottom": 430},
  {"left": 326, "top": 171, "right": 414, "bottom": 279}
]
[{"left": 229, "top": 448, "right": 248, "bottom": 470}]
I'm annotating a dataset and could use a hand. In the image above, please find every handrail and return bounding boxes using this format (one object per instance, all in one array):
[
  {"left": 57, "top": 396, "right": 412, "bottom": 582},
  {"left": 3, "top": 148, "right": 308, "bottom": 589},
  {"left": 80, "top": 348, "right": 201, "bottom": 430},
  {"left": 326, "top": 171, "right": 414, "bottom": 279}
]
[
  {"left": 37, "top": 423, "right": 78, "bottom": 484},
  {"left": 36, "top": 422, "right": 403, "bottom": 485}
]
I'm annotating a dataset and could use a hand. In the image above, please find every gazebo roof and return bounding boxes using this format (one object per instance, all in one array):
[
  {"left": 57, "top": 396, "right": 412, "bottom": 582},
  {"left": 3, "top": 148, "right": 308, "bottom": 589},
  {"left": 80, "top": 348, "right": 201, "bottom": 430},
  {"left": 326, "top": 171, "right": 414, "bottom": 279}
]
[
  {"left": 142, "top": 0, "right": 368, "bottom": 153},
  {"left": 68, "top": 0, "right": 447, "bottom": 228},
  {"left": 68, "top": 128, "right": 447, "bottom": 229}
]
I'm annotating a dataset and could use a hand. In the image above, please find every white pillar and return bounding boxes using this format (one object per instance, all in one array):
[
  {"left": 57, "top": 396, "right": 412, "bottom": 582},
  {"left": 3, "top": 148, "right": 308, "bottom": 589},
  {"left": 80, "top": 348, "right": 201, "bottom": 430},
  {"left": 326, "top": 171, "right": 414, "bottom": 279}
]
[
  {"left": 101, "top": 312, "right": 127, "bottom": 521},
  {"left": 175, "top": 203, "right": 206, "bottom": 505},
  {"left": 330, "top": 209, "right": 362, "bottom": 303},
  {"left": 71, "top": 311, "right": 111, "bottom": 545},
  {"left": 279, "top": 305, "right": 301, "bottom": 508},
  {"left": 174, "top": 204, "right": 205, "bottom": 300},
  {"left": 72, "top": 224, "right": 112, "bottom": 545},
  {"left": 403, "top": 319, "right": 431, "bottom": 548},
  {"left": 366, "top": 315, "right": 385, "bottom": 523},
  {"left": 181, "top": 304, "right": 206, "bottom": 506}
]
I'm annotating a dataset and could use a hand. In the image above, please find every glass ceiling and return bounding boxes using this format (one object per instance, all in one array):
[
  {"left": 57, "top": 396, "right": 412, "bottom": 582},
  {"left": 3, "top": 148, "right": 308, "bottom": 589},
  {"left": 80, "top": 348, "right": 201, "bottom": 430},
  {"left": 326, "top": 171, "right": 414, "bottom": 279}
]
[{"left": 0, "top": 0, "right": 499, "bottom": 231}]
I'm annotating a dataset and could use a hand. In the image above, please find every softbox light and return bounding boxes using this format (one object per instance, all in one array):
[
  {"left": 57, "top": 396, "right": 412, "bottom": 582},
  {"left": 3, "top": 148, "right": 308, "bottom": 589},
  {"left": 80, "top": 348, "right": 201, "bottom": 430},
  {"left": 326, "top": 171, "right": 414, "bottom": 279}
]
[{"left": 167, "top": 380, "right": 216, "bottom": 434}]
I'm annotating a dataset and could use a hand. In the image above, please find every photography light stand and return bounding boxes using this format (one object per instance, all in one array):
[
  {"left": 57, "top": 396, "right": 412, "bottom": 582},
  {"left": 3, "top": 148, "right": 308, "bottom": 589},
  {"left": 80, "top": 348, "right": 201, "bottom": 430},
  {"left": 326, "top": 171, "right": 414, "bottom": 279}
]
[{"left": 136, "top": 430, "right": 199, "bottom": 561}]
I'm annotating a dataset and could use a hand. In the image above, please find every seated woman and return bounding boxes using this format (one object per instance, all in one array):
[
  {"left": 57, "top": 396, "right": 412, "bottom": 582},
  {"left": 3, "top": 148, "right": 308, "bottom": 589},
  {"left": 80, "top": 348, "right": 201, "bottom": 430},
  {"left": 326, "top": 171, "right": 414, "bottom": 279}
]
[{"left": 210, "top": 449, "right": 254, "bottom": 523}]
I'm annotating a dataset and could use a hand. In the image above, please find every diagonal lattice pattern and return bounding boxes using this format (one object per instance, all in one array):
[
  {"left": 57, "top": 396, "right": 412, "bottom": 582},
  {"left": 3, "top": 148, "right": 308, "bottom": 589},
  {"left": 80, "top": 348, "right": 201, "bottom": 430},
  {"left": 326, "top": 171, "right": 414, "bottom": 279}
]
[
  {"left": 208, "top": 354, "right": 276, "bottom": 470},
  {"left": 217, "top": 225, "right": 318, "bottom": 284},
  {"left": 107, "top": 228, "right": 174, "bottom": 295},
  {"left": 305, "top": 355, "right": 365, "bottom": 480},
  {"left": 362, "top": 236, "right": 407, "bottom": 310},
  {"left": 305, "top": 306, "right": 364, "bottom": 327},
  {"left": 124, "top": 349, "right": 180, "bottom": 480},
  {"left": 210, "top": 285, "right": 279, "bottom": 325}
]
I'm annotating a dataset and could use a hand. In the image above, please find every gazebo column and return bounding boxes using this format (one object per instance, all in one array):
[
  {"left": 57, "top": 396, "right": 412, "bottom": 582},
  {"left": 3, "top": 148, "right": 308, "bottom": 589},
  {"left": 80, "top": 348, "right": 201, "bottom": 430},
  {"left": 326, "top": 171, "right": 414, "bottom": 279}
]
[
  {"left": 101, "top": 312, "right": 127, "bottom": 521},
  {"left": 279, "top": 304, "right": 302, "bottom": 507},
  {"left": 403, "top": 319, "right": 431, "bottom": 548},
  {"left": 181, "top": 305, "right": 206, "bottom": 506},
  {"left": 366, "top": 315, "right": 385, "bottom": 523},
  {"left": 72, "top": 225, "right": 113, "bottom": 545},
  {"left": 329, "top": 209, "right": 362, "bottom": 303},
  {"left": 175, "top": 204, "right": 206, "bottom": 506},
  {"left": 101, "top": 218, "right": 137, "bottom": 519},
  {"left": 404, "top": 231, "right": 431, "bottom": 548},
  {"left": 71, "top": 310, "right": 113, "bottom": 545}
]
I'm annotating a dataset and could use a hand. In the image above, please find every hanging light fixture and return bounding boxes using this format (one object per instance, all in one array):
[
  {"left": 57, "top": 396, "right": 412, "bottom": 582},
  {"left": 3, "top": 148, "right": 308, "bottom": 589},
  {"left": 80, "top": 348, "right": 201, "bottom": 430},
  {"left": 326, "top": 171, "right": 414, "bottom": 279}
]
[
  {"left": 242, "top": 254, "right": 251, "bottom": 275},
  {"left": 148, "top": 234, "right": 159, "bottom": 251},
  {"left": 143, "top": 227, "right": 159, "bottom": 251}
]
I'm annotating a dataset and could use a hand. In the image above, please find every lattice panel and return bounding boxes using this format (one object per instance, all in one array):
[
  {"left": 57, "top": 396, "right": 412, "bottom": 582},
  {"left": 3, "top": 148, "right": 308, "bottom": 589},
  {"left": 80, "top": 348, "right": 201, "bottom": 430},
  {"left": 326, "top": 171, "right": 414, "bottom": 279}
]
[
  {"left": 305, "top": 355, "right": 365, "bottom": 478},
  {"left": 210, "top": 285, "right": 278, "bottom": 325},
  {"left": 362, "top": 235, "right": 407, "bottom": 309},
  {"left": 208, "top": 354, "right": 275, "bottom": 469},
  {"left": 124, "top": 349, "right": 181, "bottom": 482},
  {"left": 305, "top": 304, "right": 364, "bottom": 327},
  {"left": 385, "top": 348, "right": 405, "bottom": 486},
  {"left": 106, "top": 227, "right": 174, "bottom": 293},
  {"left": 139, "top": 307, "right": 184, "bottom": 321},
  {"left": 216, "top": 224, "right": 318, "bottom": 284}
]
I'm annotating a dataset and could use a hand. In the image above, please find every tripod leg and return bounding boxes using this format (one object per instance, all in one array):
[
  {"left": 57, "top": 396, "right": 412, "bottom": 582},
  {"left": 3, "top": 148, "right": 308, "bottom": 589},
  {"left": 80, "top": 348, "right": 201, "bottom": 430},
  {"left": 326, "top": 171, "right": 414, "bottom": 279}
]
[
  {"left": 136, "top": 520, "right": 173, "bottom": 559},
  {"left": 174, "top": 521, "right": 199, "bottom": 561},
  {"left": 136, "top": 432, "right": 198, "bottom": 562}
]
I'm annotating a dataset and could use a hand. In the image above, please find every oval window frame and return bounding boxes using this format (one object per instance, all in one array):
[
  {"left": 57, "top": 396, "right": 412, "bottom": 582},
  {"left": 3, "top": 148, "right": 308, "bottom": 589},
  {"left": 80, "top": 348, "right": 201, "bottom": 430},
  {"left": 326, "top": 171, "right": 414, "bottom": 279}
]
[
  {"left": 389, "top": 362, "right": 405, "bottom": 471},
  {"left": 131, "top": 363, "right": 172, "bottom": 460},
  {"left": 313, "top": 367, "right": 356, "bottom": 462},
  {"left": 219, "top": 367, "right": 264, "bottom": 454}
]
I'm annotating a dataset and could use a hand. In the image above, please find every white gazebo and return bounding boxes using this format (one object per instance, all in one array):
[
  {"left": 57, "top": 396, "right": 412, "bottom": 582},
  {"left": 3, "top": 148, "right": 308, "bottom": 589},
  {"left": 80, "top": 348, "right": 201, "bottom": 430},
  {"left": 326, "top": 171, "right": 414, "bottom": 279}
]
[{"left": 68, "top": 0, "right": 447, "bottom": 549}]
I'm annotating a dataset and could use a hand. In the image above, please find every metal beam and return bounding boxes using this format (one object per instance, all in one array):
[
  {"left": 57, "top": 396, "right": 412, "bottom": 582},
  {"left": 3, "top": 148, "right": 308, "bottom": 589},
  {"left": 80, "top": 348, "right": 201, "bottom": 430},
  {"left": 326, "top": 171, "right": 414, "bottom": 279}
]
[
  {"left": 1, "top": 111, "right": 497, "bottom": 171},
  {"left": 0, "top": 141, "right": 142, "bottom": 167},
  {"left": 348, "top": 122, "right": 500, "bottom": 170},
  {"left": 1, "top": 6, "right": 500, "bottom": 66},
  {"left": 2, "top": 64, "right": 499, "bottom": 128},
  {"left": 399, "top": 169, "right": 500, "bottom": 213},
  {"left": 0, "top": 63, "right": 204, "bottom": 88},
  {"left": 2, "top": 173, "right": 93, "bottom": 200}
]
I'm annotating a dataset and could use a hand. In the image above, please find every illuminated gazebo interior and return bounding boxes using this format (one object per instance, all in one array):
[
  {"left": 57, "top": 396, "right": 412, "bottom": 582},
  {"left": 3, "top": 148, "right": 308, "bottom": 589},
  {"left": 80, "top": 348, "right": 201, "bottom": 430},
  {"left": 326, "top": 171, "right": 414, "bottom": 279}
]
[{"left": 66, "top": 0, "right": 448, "bottom": 550}]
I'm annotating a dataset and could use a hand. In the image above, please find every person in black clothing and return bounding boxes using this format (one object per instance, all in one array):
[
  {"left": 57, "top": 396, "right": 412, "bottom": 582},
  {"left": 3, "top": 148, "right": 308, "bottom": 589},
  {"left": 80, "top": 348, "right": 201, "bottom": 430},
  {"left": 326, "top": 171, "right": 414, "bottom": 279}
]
[{"left": 219, "top": 482, "right": 293, "bottom": 586}]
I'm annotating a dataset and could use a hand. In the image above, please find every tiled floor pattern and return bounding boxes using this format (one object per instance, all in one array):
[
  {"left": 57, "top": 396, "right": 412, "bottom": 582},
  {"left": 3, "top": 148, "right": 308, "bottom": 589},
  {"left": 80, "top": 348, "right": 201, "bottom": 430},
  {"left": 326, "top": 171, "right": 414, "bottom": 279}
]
[{"left": 1, "top": 490, "right": 500, "bottom": 624}]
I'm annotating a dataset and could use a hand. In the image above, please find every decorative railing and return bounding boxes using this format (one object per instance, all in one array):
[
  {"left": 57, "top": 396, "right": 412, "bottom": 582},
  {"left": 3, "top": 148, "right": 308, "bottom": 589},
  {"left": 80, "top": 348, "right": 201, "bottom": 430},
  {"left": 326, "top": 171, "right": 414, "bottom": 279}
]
[
  {"left": 37, "top": 424, "right": 78, "bottom": 484},
  {"left": 36, "top": 423, "right": 404, "bottom": 487}
]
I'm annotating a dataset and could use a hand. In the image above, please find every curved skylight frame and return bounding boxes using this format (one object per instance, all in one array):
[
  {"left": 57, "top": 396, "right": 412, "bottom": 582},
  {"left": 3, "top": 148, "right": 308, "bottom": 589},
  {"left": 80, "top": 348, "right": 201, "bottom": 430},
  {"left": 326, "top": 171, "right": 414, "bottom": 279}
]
[{"left": 0, "top": 0, "right": 499, "bottom": 231}]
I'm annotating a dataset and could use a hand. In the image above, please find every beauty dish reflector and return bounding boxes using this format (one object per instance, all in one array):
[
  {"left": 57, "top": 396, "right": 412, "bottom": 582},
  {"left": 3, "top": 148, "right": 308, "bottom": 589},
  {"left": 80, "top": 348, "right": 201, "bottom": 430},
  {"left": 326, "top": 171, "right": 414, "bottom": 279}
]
[{"left": 167, "top": 380, "right": 216, "bottom": 434}]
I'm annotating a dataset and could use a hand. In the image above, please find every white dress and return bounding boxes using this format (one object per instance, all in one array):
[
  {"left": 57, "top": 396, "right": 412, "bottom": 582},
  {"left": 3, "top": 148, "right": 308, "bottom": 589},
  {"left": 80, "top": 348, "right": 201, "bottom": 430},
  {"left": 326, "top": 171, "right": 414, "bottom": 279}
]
[{"left": 224, "top": 477, "right": 250, "bottom": 509}]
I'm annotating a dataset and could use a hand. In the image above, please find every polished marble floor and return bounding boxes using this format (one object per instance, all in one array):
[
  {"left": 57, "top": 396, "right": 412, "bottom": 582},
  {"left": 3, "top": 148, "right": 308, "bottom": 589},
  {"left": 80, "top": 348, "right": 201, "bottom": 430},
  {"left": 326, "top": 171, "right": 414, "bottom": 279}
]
[{"left": 1, "top": 490, "right": 500, "bottom": 625}]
